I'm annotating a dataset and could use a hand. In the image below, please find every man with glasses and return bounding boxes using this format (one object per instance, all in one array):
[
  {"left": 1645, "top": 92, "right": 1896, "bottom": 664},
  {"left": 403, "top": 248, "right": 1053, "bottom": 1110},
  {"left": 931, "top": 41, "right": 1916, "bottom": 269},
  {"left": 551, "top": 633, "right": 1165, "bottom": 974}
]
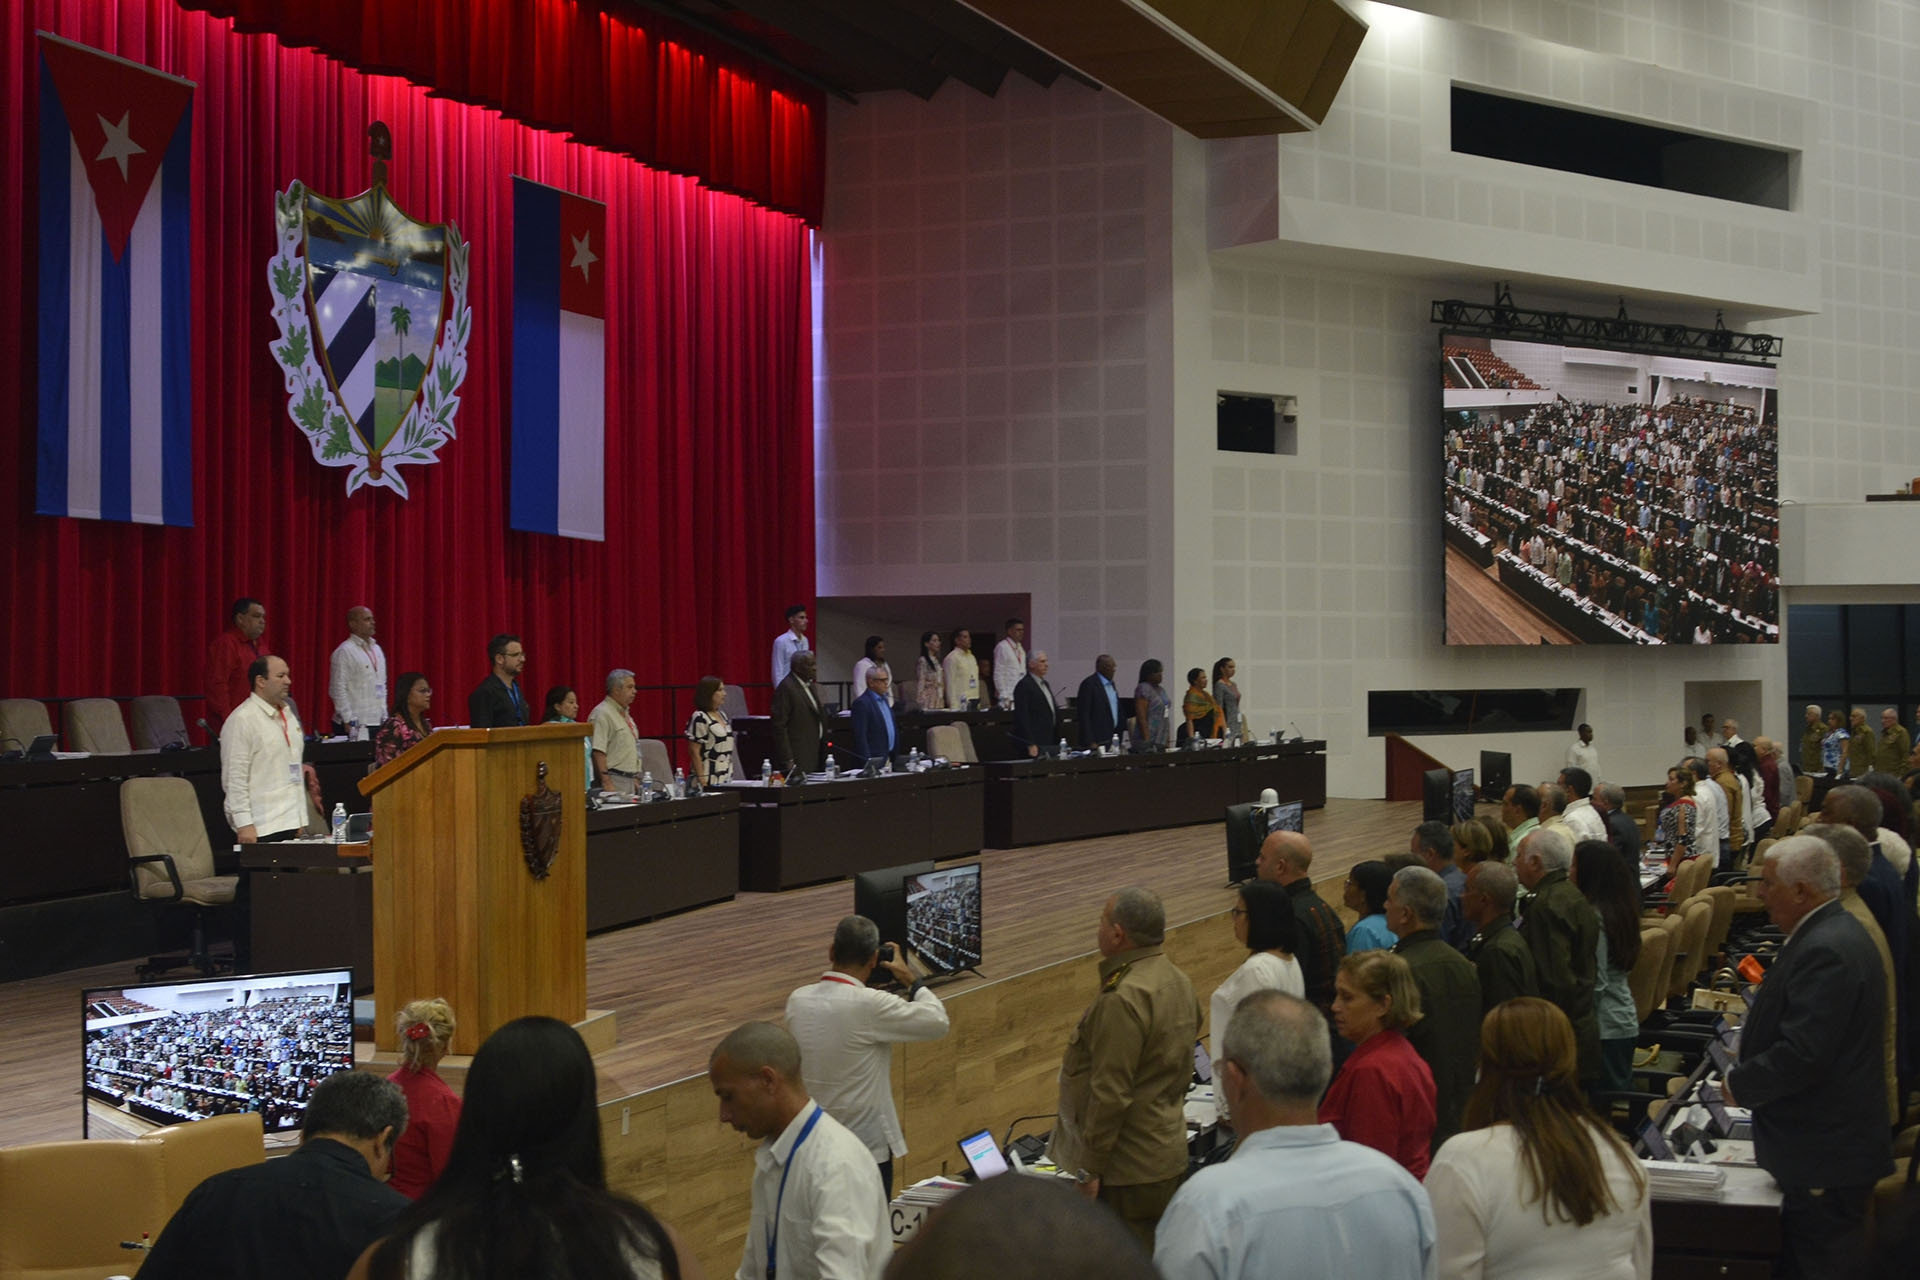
[{"left": 467, "top": 633, "right": 528, "bottom": 728}]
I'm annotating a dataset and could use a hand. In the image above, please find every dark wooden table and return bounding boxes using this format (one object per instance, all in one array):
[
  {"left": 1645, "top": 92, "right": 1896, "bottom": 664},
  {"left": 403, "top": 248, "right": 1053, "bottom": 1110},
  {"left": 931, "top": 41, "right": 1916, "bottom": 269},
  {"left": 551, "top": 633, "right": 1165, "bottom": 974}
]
[
  {"left": 585, "top": 792, "right": 743, "bottom": 930},
  {"left": 733, "top": 766, "right": 986, "bottom": 891},
  {"left": 983, "top": 741, "right": 1327, "bottom": 848},
  {"left": 239, "top": 839, "right": 374, "bottom": 991}
]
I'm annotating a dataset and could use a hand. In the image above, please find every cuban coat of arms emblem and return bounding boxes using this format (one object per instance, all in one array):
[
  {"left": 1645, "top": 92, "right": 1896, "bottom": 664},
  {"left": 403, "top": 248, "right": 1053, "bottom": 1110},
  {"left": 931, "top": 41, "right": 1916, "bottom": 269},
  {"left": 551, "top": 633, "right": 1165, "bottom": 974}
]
[{"left": 267, "top": 122, "right": 471, "bottom": 496}]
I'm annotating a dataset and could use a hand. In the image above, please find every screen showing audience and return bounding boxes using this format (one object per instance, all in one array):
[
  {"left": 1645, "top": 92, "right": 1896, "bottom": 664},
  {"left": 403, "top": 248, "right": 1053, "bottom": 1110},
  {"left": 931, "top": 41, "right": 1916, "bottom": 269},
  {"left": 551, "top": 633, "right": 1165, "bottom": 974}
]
[
  {"left": 905, "top": 864, "right": 982, "bottom": 975},
  {"left": 82, "top": 968, "right": 355, "bottom": 1139},
  {"left": 1266, "top": 801, "right": 1305, "bottom": 836},
  {"left": 1440, "top": 334, "right": 1779, "bottom": 646}
]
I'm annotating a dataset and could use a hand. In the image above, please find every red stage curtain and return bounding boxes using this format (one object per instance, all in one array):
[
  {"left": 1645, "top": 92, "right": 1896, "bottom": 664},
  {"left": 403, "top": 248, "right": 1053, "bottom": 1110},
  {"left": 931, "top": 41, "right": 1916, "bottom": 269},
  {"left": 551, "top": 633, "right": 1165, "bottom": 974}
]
[
  {"left": 0, "top": 0, "right": 816, "bottom": 739},
  {"left": 175, "top": 0, "right": 826, "bottom": 223}
]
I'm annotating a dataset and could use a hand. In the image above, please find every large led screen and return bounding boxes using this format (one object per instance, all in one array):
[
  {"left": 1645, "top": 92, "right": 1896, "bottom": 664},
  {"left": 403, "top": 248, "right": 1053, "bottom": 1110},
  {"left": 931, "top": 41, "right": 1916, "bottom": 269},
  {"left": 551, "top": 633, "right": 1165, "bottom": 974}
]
[{"left": 1441, "top": 336, "right": 1778, "bottom": 646}]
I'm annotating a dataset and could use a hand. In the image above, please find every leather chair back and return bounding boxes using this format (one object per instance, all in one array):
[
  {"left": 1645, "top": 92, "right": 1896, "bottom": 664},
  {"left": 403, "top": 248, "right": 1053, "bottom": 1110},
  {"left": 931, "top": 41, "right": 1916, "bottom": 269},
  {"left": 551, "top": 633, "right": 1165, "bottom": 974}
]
[
  {"left": 1628, "top": 926, "right": 1671, "bottom": 1023},
  {"left": 64, "top": 699, "right": 130, "bottom": 754},
  {"left": 926, "top": 724, "right": 965, "bottom": 762},
  {"left": 1700, "top": 885, "right": 1737, "bottom": 966},
  {"left": 145, "top": 1112, "right": 264, "bottom": 1225},
  {"left": 722, "top": 683, "right": 750, "bottom": 720},
  {"left": 130, "top": 695, "right": 189, "bottom": 751},
  {"left": 1670, "top": 898, "right": 1715, "bottom": 999},
  {"left": 120, "top": 777, "right": 217, "bottom": 896},
  {"left": 0, "top": 699, "right": 53, "bottom": 751},
  {"left": 637, "top": 738, "right": 674, "bottom": 783},
  {"left": 1653, "top": 913, "right": 1687, "bottom": 1005},
  {"left": 0, "top": 1139, "right": 168, "bottom": 1280}
]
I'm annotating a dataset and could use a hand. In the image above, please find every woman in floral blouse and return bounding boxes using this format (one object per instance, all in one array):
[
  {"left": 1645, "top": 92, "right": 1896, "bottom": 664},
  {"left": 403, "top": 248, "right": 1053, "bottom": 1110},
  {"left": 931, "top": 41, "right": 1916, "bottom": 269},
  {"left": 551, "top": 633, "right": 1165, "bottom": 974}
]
[
  {"left": 372, "top": 672, "right": 432, "bottom": 767},
  {"left": 686, "top": 676, "right": 735, "bottom": 786}
]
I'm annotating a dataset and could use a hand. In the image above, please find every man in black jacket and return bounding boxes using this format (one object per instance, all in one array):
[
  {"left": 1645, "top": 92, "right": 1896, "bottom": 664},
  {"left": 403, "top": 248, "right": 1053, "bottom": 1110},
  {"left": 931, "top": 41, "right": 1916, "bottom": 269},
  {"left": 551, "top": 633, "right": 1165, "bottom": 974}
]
[
  {"left": 467, "top": 631, "right": 528, "bottom": 727},
  {"left": 141, "top": 1070, "right": 410, "bottom": 1280},
  {"left": 771, "top": 651, "right": 826, "bottom": 772},
  {"left": 1726, "top": 836, "right": 1892, "bottom": 1277},
  {"left": 1462, "top": 860, "right": 1537, "bottom": 1014},
  {"left": 1075, "top": 654, "right": 1122, "bottom": 748},
  {"left": 1010, "top": 652, "right": 1058, "bottom": 757},
  {"left": 1386, "top": 865, "right": 1481, "bottom": 1152},
  {"left": 1515, "top": 826, "right": 1601, "bottom": 1086},
  {"left": 1255, "top": 829, "right": 1345, "bottom": 1026}
]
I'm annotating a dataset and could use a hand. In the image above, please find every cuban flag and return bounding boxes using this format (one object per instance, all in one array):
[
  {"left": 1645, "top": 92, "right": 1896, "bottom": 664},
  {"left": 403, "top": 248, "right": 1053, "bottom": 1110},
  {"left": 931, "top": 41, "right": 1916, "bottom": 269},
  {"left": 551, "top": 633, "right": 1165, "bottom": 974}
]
[
  {"left": 35, "top": 34, "right": 194, "bottom": 527},
  {"left": 510, "top": 177, "right": 606, "bottom": 541}
]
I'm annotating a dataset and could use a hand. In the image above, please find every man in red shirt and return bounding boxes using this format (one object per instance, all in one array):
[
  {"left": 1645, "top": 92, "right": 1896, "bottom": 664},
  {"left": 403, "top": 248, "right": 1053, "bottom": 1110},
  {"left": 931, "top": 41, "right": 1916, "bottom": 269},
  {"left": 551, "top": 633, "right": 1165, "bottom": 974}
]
[{"left": 205, "top": 597, "right": 267, "bottom": 733}]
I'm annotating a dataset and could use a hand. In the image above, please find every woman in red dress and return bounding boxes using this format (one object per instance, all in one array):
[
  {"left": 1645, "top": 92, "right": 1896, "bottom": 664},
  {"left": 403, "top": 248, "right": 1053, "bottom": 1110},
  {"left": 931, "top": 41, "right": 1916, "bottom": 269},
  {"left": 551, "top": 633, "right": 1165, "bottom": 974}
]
[
  {"left": 385, "top": 997, "right": 463, "bottom": 1199},
  {"left": 1319, "top": 950, "right": 1437, "bottom": 1178}
]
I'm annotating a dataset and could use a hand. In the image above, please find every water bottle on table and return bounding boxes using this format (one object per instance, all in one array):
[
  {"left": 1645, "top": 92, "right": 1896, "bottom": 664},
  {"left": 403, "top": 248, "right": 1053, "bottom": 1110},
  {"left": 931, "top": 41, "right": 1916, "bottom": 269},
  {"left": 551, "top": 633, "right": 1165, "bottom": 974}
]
[{"left": 330, "top": 803, "right": 347, "bottom": 843}]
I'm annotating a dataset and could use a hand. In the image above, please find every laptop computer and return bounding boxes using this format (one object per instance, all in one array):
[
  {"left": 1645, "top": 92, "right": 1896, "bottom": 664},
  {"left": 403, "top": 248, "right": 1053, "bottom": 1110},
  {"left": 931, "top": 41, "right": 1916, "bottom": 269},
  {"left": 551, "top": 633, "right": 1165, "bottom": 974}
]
[{"left": 956, "top": 1127, "right": 1010, "bottom": 1180}]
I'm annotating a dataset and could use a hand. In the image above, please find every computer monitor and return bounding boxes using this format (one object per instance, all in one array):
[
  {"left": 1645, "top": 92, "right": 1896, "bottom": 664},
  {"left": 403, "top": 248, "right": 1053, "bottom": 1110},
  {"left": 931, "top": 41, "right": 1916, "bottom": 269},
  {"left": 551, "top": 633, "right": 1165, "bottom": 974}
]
[
  {"left": 82, "top": 967, "right": 355, "bottom": 1140},
  {"left": 1479, "top": 750, "right": 1511, "bottom": 800},
  {"left": 852, "top": 861, "right": 937, "bottom": 964},
  {"left": 905, "top": 863, "right": 982, "bottom": 976},
  {"left": 1451, "top": 768, "right": 1476, "bottom": 821},
  {"left": 1267, "top": 801, "right": 1304, "bottom": 835},
  {"left": 1422, "top": 768, "right": 1454, "bottom": 822}
]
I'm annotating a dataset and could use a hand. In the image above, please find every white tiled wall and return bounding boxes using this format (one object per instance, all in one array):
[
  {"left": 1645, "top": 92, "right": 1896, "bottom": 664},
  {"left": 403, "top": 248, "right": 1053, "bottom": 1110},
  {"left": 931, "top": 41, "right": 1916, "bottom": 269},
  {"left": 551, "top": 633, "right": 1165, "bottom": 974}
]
[
  {"left": 816, "top": 78, "right": 1177, "bottom": 682},
  {"left": 818, "top": 0, "right": 1918, "bottom": 796}
]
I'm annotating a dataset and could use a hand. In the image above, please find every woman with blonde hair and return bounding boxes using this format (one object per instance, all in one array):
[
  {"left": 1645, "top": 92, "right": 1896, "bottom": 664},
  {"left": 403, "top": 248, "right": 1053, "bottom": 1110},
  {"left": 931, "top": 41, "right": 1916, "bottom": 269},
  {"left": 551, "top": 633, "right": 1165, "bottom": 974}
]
[
  {"left": 1451, "top": 820, "right": 1493, "bottom": 871},
  {"left": 386, "top": 998, "right": 462, "bottom": 1199},
  {"left": 1318, "top": 950, "right": 1436, "bottom": 1178},
  {"left": 1427, "top": 998, "right": 1651, "bottom": 1278}
]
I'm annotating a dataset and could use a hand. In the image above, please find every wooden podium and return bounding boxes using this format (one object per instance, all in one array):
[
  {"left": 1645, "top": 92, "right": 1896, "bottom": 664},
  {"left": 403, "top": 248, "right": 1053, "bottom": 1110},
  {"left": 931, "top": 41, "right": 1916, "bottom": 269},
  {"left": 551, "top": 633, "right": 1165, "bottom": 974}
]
[{"left": 357, "top": 723, "right": 588, "bottom": 1056}]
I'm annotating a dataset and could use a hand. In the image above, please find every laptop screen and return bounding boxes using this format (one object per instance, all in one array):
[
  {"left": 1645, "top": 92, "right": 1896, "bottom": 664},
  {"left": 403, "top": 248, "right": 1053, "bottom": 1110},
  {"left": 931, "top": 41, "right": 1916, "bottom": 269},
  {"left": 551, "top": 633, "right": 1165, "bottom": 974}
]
[{"left": 957, "top": 1128, "right": 1009, "bottom": 1180}]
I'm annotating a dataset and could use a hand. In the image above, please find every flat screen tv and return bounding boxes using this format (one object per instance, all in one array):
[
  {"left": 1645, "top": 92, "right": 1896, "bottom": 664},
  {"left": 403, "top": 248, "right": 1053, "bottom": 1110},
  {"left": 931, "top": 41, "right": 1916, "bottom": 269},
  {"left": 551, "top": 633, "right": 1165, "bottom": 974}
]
[
  {"left": 1441, "top": 334, "right": 1778, "bottom": 646},
  {"left": 1480, "top": 750, "right": 1511, "bottom": 800},
  {"left": 905, "top": 863, "right": 982, "bottom": 976},
  {"left": 853, "top": 861, "right": 937, "bottom": 959},
  {"left": 1266, "top": 801, "right": 1304, "bottom": 835},
  {"left": 1451, "top": 769, "right": 1476, "bottom": 821},
  {"left": 83, "top": 968, "right": 355, "bottom": 1139}
]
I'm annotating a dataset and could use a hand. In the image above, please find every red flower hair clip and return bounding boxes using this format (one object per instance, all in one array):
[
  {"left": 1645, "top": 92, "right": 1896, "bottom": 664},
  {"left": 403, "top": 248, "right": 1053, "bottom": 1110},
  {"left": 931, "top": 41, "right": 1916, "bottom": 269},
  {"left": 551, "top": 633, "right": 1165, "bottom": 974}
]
[{"left": 405, "top": 1022, "right": 433, "bottom": 1041}]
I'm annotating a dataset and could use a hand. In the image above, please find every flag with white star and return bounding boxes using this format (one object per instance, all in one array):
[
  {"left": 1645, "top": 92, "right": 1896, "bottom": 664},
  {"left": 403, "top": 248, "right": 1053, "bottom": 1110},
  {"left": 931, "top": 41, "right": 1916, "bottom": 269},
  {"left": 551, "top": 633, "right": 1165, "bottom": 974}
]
[
  {"left": 35, "top": 33, "right": 195, "bottom": 527},
  {"left": 509, "top": 176, "right": 607, "bottom": 541}
]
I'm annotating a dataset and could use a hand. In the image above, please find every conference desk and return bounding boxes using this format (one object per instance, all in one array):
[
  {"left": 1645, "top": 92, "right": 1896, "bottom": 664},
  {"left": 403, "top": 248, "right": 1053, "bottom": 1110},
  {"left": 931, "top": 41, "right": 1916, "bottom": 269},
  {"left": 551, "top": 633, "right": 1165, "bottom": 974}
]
[
  {"left": 732, "top": 766, "right": 985, "bottom": 891},
  {"left": 0, "top": 740, "right": 374, "bottom": 906},
  {"left": 984, "top": 741, "right": 1327, "bottom": 848},
  {"left": 585, "top": 792, "right": 742, "bottom": 930},
  {"left": 239, "top": 838, "right": 373, "bottom": 991},
  {"left": 731, "top": 708, "right": 1039, "bottom": 775}
]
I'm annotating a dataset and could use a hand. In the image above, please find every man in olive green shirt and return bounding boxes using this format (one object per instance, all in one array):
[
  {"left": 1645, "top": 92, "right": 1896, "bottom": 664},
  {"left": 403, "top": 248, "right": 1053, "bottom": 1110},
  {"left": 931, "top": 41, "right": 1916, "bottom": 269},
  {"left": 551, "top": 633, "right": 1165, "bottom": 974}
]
[
  {"left": 1800, "top": 703, "right": 1825, "bottom": 775},
  {"left": 1051, "top": 887, "right": 1201, "bottom": 1251},
  {"left": 1848, "top": 708, "right": 1875, "bottom": 777},
  {"left": 1386, "top": 866, "right": 1482, "bottom": 1153},
  {"left": 1875, "top": 707, "right": 1911, "bottom": 775}
]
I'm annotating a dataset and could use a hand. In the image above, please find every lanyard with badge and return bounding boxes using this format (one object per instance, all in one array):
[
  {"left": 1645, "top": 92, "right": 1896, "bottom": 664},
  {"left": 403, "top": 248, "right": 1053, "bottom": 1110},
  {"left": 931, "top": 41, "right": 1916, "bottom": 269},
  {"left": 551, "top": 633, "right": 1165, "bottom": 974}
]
[
  {"left": 767, "top": 1105, "right": 823, "bottom": 1280},
  {"left": 276, "top": 706, "right": 301, "bottom": 789}
]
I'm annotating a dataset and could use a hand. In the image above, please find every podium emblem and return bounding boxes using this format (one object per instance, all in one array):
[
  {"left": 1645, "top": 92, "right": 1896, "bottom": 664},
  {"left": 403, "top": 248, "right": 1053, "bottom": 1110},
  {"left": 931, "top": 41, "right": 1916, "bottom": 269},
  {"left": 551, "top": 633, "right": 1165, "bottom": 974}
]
[
  {"left": 519, "top": 761, "right": 563, "bottom": 880},
  {"left": 267, "top": 121, "right": 472, "bottom": 497}
]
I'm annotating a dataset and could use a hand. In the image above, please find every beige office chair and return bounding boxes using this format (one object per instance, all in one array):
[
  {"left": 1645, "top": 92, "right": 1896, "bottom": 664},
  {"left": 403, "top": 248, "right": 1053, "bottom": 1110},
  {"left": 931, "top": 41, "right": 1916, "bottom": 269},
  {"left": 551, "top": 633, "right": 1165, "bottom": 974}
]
[
  {"left": 144, "top": 1113, "right": 264, "bottom": 1225},
  {"left": 927, "top": 722, "right": 979, "bottom": 764},
  {"left": 722, "top": 683, "right": 750, "bottom": 720},
  {"left": 1667, "top": 898, "right": 1716, "bottom": 1001},
  {"left": 1627, "top": 926, "right": 1672, "bottom": 1024},
  {"left": 636, "top": 737, "right": 674, "bottom": 783},
  {"left": 121, "top": 777, "right": 238, "bottom": 977},
  {"left": 1795, "top": 773, "right": 1813, "bottom": 805},
  {"left": 0, "top": 1138, "right": 169, "bottom": 1280},
  {"left": 0, "top": 698, "right": 53, "bottom": 752},
  {"left": 64, "top": 698, "right": 132, "bottom": 754},
  {"left": 130, "top": 695, "right": 190, "bottom": 751}
]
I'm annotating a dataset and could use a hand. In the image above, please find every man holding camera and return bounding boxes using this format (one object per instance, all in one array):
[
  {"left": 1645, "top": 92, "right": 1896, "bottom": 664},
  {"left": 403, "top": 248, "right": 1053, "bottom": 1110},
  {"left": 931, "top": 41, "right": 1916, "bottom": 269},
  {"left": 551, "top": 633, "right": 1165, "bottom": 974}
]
[{"left": 784, "top": 915, "right": 951, "bottom": 1195}]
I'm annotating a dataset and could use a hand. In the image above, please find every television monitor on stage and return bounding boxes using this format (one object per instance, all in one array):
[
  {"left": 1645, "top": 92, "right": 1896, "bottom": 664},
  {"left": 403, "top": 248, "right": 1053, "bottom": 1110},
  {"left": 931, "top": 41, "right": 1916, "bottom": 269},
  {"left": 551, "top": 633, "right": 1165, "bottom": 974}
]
[
  {"left": 82, "top": 967, "right": 355, "bottom": 1139},
  {"left": 1480, "top": 750, "right": 1511, "bottom": 800},
  {"left": 1439, "top": 332, "right": 1779, "bottom": 646},
  {"left": 1267, "top": 801, "right": 1304, "bottom": 835},
  {"left": 905, "top": 863, "right": 982, "bottom": 976},
  {"left": 1422, "top": 768, "right": 1454, "bottom": 822},
  {"left": 1224, "top": 800, "right": 1306, "bottom": 882},
  {"left": 1451, "top": 769, "right": 1476, "bottom": 821},
  {"left": 853, "top": 861, "right": 937, "bottom": 965}
]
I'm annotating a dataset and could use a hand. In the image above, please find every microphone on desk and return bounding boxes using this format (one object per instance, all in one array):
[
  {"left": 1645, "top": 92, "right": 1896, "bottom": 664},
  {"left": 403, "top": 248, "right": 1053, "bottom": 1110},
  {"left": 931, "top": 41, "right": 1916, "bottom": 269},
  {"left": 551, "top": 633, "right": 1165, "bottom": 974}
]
[{"left": 1285, "top": 721, "right": 1304, "bottom": 742}]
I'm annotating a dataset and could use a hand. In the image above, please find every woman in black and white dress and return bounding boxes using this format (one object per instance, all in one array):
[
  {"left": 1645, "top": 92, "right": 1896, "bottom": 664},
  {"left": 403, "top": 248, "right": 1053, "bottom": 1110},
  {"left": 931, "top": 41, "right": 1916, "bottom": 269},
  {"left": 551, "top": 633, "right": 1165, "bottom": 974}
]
[{"left": 685, "top": 676, "right": 734, "bottom": 786}]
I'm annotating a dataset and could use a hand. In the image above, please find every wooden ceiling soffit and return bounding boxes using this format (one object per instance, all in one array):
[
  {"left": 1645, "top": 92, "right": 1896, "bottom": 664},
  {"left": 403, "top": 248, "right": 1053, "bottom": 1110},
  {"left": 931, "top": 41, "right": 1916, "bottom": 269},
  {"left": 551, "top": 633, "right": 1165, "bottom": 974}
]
[{"left": 961, "top": 0, "right": 1366, "bottom": 136}]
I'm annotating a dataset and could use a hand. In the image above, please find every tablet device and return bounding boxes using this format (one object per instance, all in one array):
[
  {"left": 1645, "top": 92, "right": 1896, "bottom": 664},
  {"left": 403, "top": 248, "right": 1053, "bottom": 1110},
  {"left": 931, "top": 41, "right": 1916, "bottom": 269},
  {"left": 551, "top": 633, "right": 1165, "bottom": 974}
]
[
  {"left": 956, "top": 1127, "right": 1009, "bottom": 1180},
  {"left": 1192, "top": 1040, "right": 1212, "bottom": 1084},
  {"left": 1635, "top": 1117, "right": 1673, "bottom": 1161}
]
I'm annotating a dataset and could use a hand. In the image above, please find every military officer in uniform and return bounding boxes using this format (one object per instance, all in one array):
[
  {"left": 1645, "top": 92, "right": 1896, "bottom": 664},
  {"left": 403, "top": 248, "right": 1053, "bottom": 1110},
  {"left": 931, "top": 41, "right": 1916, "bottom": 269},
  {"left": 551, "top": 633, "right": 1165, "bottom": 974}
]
[{"left": 1048, "top": 887, "right": 1201, "bottom": 1251}]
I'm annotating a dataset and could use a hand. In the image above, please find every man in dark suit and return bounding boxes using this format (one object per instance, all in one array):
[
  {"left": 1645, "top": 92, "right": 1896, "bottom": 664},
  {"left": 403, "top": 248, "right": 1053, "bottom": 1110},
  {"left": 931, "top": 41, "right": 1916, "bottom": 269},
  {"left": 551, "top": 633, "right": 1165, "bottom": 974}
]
[
  {"left": 849, "top": 666, "right": 897, "bottom": 763},
  {"left": 1075, "top": 654, "right": 1122, "bottom": 749},
  {"left": 1726, "top": 836, "right": 1892, "bottom": 1277},
  {"left": 1010, "top": 652, "right": 1058, "bottom": 757},
  {"left": 771, "top": 651, "right": 826, "bottom": 772},
  {"left": 1461, "top": 860, "right": 1537, "bottom": 1014},
  {"left": 1386, "top": 865, "right": 1481, "bottom": 1152},
  {"left": 1514, "top": 826, "right": 1601, "bottom": 1086},
  {"left": 467, "top": 632, "right": 528, "bottom": 727}
]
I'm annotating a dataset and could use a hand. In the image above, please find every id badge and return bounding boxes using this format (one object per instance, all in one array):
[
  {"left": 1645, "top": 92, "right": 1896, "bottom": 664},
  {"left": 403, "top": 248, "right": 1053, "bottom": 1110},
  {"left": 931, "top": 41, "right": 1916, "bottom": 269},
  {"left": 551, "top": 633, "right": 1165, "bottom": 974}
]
[
  {"left": 289, "top": 762, "right": 302, "bottom": 787},
  {"left": 374, "top": 681, "right": 387, "bottom": 702}
]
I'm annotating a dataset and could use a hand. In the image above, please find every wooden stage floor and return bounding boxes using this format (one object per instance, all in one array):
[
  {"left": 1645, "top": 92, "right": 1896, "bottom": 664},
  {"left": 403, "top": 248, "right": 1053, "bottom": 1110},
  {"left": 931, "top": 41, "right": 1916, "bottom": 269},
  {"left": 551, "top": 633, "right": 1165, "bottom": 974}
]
[
  {"left": 0, "top": 796, "right": 1420, "bottom": 1149},
  {"left": 1444, "top": 544, "right": 1577, "bottom": 645}
]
